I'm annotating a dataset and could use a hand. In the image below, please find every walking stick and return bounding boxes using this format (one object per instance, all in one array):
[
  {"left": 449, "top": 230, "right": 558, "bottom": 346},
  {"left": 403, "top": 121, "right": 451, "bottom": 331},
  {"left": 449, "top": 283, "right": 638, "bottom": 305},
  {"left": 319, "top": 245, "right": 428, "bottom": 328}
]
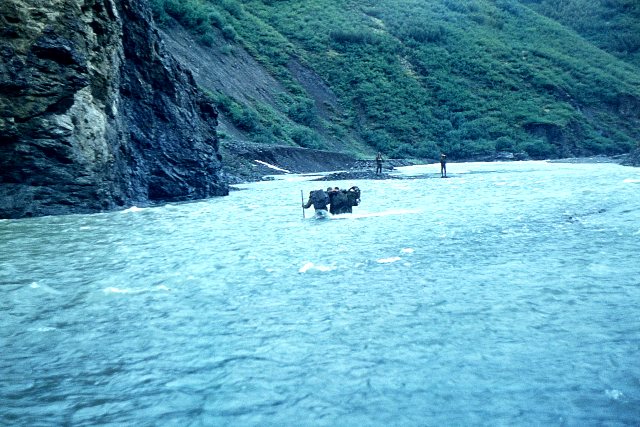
[{"left": 301, "top": 189, "right": 305, "bottom": 219}]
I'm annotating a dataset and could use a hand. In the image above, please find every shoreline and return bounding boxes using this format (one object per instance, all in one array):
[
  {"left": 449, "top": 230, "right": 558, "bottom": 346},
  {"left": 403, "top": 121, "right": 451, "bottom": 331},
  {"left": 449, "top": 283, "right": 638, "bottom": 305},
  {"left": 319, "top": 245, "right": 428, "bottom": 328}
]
[{"left": 227, "top": 147, "right": 636, "bottom": 185}]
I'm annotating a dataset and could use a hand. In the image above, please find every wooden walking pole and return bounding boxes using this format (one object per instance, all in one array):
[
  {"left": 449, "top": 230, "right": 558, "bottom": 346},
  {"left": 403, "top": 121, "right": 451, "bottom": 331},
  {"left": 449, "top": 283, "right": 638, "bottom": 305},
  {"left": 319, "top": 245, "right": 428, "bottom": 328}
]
[{"left": 301, "top": 189, "right": 305, "bottom": 219}]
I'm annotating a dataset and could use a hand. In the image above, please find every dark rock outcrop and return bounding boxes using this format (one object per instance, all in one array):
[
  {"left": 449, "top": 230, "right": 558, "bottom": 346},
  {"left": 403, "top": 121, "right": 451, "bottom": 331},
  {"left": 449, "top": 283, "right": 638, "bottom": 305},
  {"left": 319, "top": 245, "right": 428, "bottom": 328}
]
[
  {"left": 0, "top": 0, "right": 228, "bottom": 219},
  {"left": 313, "top": 170, "right": 404, "bottom": 181},
  {"left": 622, "top": 147, "right": 640, "bottom": 167}
]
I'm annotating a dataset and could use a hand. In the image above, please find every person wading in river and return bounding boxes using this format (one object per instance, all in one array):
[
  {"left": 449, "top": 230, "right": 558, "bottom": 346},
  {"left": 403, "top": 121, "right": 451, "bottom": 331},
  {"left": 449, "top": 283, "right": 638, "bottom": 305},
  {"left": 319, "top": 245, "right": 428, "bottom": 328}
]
[
  {"left": 440, "top": 153, "right": 447, "bottom": 178},
  {"left": 327, "top": 187, "right": 340, "bottom": 215},
  {"left": 303, "top": 189, "right": 330, "bottom": 215}
]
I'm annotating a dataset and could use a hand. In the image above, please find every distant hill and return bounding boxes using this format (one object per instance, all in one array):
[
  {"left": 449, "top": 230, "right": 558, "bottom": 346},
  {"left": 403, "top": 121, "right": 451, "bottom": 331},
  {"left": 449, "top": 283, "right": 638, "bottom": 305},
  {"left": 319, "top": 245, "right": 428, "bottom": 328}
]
[{"left": 152, "top": 0, "right": 640, "bottom": 161}]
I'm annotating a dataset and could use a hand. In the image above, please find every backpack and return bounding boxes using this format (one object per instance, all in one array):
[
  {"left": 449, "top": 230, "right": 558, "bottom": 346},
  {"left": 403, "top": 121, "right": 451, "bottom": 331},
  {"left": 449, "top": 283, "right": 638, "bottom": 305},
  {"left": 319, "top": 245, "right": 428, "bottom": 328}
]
[
  {"left": 310, "top": 190, "right": 329, "bottom": 208},
  {"left": 347, "top": 186, "right": 360, "bottom": 206},
  {"left": 333, "top": 190, "right": 347, "bottom": 206}
]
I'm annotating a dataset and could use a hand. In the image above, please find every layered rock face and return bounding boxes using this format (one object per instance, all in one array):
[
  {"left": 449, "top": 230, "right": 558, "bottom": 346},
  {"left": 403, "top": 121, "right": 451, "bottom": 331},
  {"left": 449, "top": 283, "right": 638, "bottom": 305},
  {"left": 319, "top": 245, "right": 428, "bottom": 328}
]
[{"left": 0, "top": 0, "right": 228, "bottom": 219}]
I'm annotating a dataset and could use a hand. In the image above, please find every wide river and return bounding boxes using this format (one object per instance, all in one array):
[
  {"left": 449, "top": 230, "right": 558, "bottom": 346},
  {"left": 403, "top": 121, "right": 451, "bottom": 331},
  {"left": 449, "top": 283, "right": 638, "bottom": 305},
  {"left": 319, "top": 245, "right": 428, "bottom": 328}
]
[{"left": 1, "top": 160, "right": 639, "bottom": 426}]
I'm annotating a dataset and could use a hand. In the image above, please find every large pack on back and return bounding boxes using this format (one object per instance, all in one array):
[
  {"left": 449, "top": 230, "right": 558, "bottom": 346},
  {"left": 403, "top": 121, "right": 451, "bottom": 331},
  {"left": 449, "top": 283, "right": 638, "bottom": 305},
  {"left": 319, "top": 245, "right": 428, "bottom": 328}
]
[{"left": 311, "top": 190, "right": 329, "bottom": 208}]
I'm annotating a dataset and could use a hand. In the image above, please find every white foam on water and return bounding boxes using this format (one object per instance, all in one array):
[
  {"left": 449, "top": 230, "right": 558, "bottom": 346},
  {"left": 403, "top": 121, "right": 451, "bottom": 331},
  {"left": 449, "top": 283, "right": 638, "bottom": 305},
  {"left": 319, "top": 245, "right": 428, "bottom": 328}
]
[
  {"left": 605, "top": 389, "right": 623, "bottom": 400},
  {"left": 122, "top": 206, "right": 144, "bottom": 213},
  {"left": 30, "top": 282, "right": 62, "bottom": 294},
  {"left": 299, "top": 262, "right": 314, "bottom": 273},
  {"left": 299, "top": 261, "right": 336, "bottom": 273},
  {"left": 104, "top": 285, "right": 170, "bottom": 294},
  {"left": 623, "top": 178, "right": 640, "bottom": 183},
  {"left": 28, "top": 327, "right": 57, "bottom": 332},
  {"left": 587, "top": 263, "right": 614, "bottom": 275},
  {"left": 377, "top": 256, "right": 402, "bottom": 264},
  {"left": 401, "top": 248, "right": 414, "bottom": 254},
  {"left": 103, "top": 287, "right": 132, "bottom": 294}
]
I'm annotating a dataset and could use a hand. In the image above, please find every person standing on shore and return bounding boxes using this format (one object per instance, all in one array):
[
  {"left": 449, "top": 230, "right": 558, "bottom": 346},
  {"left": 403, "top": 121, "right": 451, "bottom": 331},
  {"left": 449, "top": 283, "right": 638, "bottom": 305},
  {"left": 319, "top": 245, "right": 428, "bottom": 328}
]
[
  {"left": 376, "top": 152, "right": 383, "bottom": 174},
  {"left": 440, "top": 153, "right": 447, "bottom": 178}
]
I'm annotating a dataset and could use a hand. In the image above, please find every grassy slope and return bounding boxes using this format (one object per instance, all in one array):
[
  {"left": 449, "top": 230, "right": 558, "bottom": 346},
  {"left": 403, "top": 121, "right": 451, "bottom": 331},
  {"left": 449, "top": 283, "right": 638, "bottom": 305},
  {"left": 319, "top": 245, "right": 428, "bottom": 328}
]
[
  {"left": 521, "top": 0, "right": 640, "bottom": 68},
  {"left": 152, "top": 0, "right": 640, "bottom": 160}
]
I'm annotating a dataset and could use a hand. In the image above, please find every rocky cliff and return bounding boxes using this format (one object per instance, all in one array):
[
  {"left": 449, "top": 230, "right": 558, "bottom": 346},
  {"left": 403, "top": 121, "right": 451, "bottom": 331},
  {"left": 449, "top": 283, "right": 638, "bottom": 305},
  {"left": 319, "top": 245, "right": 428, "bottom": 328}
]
[{"left": 0, "top": 0, "right": 228, "bottom": 219}]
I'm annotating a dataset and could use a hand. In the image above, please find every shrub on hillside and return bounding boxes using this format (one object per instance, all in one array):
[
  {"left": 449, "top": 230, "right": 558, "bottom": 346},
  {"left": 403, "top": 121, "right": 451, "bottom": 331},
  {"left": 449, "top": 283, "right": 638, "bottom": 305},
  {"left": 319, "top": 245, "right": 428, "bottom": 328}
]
[
  {"left": 221, "top": 25, "right": 238, "bottom": 41},
  {"left": 199, "top": 33, "right": 215, "bottom": 47},
  {"left": 290, "top": 126, "right": 322, "bottom": 149},
  {"left": 521, "top": 139, "right": 558, "bottom": 159},
  {"left": 207, "top": 10, "right": 224, "bottom": 29},
  {"left": 330, "top": 30, "right": 381, "bottom": 46},
  {"left": 361, "top": 129, "right": 391, "bottom": 153},
  {"left": 287, "top": 98, "right": 316, "bottom": 126},
  {"left": 150, "top": 0, "right": 170, "bottom": 24},
  {"left": 220, "top": 0, "right": 243, "bottom": 18},
  {"left": 234, "top": 108, "right": 260, "bottom": 132},
  {"left": 413, "top": 141, "right": 440, "bottom": 159},
  {"left": 152, "top": 0, "right": 221, "bottom": 39},
  {"left": 402, "top": 25, "right": 446, "bottom": 44},
  {"left": 214, "top": 95, "right": 261, "bottom": 132},
  {"left": 495, "top": 136, "right": 516, "bottom": 152}
]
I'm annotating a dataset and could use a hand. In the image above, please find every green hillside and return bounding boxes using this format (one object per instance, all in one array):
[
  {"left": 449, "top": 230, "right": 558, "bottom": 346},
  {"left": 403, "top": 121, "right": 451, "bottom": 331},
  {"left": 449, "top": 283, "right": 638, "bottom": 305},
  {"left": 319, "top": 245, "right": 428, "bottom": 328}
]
[
  {"left": 151, "top": 0, "right": 640, "bottom": 160},
  {"left": 522, "top": 0, "right": 640, "bottom": 68}
]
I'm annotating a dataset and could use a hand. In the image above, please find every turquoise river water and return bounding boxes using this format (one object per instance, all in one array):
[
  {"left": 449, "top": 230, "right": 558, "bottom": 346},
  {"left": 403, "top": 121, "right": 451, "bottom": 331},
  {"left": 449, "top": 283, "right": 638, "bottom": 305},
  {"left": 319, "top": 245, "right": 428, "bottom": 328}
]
[{"left": 1, "top": 160, "right": 639, "bottom": 426}]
